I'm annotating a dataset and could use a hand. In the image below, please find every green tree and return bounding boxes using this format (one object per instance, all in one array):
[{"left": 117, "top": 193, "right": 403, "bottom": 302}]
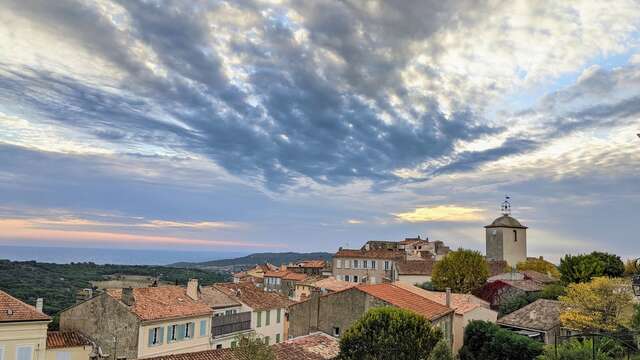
[
  {"left": 590, "top": 252, "right": 625, "bottom": 278},
  {"left": 458, "top": 320, "right": 543, "bottom": 360},
  {"left": 516, "top": 258, "right": 560, "bottom": 278},
  {"left": 559, "top": 277, "right": 634, "bottom": 332},
  {"left": 428, "top": 340, "right": 453, "bottom": 360},
  {"left": 432, "top": 249, "right": 489, "bottom": 293},
  {"left": 338, "top": 307, "right": 443, "bottom": 360},
  {"left": 559, "top": 254, "right": 605, "bottom": 284},
  {"left": 233, "top": 334, "right": 275, "bottom": 360},
  {"left": 540, "top": 283, "right": 566, "bottom": 300}
]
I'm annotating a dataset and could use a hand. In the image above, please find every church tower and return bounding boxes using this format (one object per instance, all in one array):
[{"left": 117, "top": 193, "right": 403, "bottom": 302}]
[{"left": 485, "top": 196, "right": 527, "bottom": 267}]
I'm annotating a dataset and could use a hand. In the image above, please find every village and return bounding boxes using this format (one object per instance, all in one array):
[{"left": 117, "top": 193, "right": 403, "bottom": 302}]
[{"left": 2, "top": 199, "right": 639, "bottom": 360}]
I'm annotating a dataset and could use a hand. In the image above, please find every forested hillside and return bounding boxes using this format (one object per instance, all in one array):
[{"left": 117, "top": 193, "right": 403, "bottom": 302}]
[{"left": 171, "top": 251, "right": 333, "bottom": 269}]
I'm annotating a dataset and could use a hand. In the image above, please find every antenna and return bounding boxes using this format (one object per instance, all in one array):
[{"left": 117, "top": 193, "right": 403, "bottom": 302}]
[{"left": 501, "top": 195, "right": 511, "bottom": 216}]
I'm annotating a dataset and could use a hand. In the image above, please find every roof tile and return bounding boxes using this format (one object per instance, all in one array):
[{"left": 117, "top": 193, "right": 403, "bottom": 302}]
[
  {"left": 212, "top": 283, "right": 295, "bottom": 311},
  {"left": 106, "top": 286, "right": 212, "bottom": 321},
  {"left": 357, "top": 283, "right": 453, "bottom": 320},
  {"left": 0, "top": 290, "right": 50, "bottom": 322},
  {"left": 47, "top": 331, "right": 92, "bottom": 349},
  {"left": 498, "top": 299, "right": 562, "bottom": 331}
]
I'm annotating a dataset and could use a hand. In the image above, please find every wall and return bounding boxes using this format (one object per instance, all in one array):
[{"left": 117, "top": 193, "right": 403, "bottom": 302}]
[
  {"left": 45, "top": 346, "right": 91, "bottom": 360},
  {"left": 452, "top": 307, "right": 498, "bottom": 353},
  {"left": 332, "top": 258, "right": 394, "bottom": 284},
  {"left": 252, "top": 308, "right": 286, "bottom": 345},
  {"left": 293, "top": 284, "right": 312, "bottom": 301},
  {"left": 137, "top": 315, "right": 212, "bottom": 359},
  {"left": 396, "top": 274, "right": 431, "bottom": 285},
  {"left": 486, "top": 228, "right": 526, "bottom": 267},
  {"left": 60, "top": 294, "right": 139, "bottom": 360},
  {"left": 0, "top": 321, "right": 49, "bottom": 360}
]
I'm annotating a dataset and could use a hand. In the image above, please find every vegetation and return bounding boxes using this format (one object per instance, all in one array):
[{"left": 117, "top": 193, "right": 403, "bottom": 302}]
[
  {"left": 233, "top": 334, "right": 276, "bottom": 360},
  {"left": 624, "top": 259, "right": 639, "bottom": 276},
  {"left": 539, "top": 283, "right": 566, "bottom": 300},
  {"left": 432, "top": 249, "right": 489, "bottom": 293},
  {"left": 537, "top": 337, "right": 625, "bottom": 360},
  {"left": 428, "top": 340, "right": 453, "bottom": 360},
  {"left": 338, "top": 307, "right": 443, "bottom": 360},
  {"left": 458, "top": 320, "right": 543, "bottom": 360},
  {"left": 516, "top": 258, "right": 560, "bottom": 278},
  {"left": 499, "top": 293, "right": 540, "bottom": 317},
  {"left": 632, "top": 304, "right": 640, "bottom": 331},
  {"left": 171, "top": 251, "right": 333, "bottom": 268},
  {"left": 559, "top": 277, "right": 634, "bottom": 332},
  {"left": 0, "top": 259, "right": 229, "bottom": 317},
  {"left": 559, "top": 252, "right": 624, "bottom": 284}
]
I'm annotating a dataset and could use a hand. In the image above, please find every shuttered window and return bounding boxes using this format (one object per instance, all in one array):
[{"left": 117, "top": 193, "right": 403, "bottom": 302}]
[
  {"left": 257, "top": 311, "right": 262, "bottom": 327},
  {"left": 148, "top": 327, "right": 164, "bottom": 346},
  {"left": 200, "top": 319, "right": 207, "bottom": 337},
  {"left": 266, "top": 310, "right": 271, "bottom": 326},
  {"left": 16, "top": 346, "right": 32, "bottom": 360},
  {"left": 276, "top": 309, "right": 281, "bottom": 323}
]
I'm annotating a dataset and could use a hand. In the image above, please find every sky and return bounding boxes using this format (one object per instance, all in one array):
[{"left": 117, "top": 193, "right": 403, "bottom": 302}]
[{"left": 0, "top": 0, "right": 639, "bottom": 262}]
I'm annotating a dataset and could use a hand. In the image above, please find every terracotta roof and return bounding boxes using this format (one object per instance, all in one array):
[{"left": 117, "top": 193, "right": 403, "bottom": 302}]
[
  {"left": 307, "top": 277, "right": 356, "bottom": 292},
  {"left": 498, "top": 279, "right": 544, "bottom": 292},
  {"left": 498, "top": 299, "right": 562, "bottom": 331},
  {"left": 294, "top": 260, "right": 326, "bottom": 268},
  {"left": 199, "top": 287, "right": 241, "bottom": 309},
  {"left": 395, "top": 260, "right": 435, "bottom": 275},
  {"left": 106, "top": 286, "right": 213, "bottom": 322},
  {"left": 264, "top": 270, "right": 288, "bottom": 278},
  {"left": 283, "top": 272, "right": 308, "bottom": 281},
  {"left": 485, "top": 215, "right": 527, "bottom": 229},
  {"left": 47, "top": 331, "right": 92, "bottom": 349},
  {"left": 522, "top": 270, "right": 558, "bottom": 284},
  {"left": 145, "top": 333, "right": 338, "bottom": 360},
  {"left": 213, "top": 283, "right": 295, "bottom": 311},
  {"left": 393, "top": 282, "right": 491, "bottom": 315},
  {"left": 334, "top": 249, "right": 404, "bottom": 260},
  {"left": 0, "top": 290, "right": 50, "bottom": 323},
  {"left": 357, "top": 284, "right": 453, "bottom": 320}
]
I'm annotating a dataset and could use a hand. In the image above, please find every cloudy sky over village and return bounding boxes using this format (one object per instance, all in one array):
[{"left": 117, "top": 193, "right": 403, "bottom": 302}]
[{"left": 0, "top": 0, "right": 639, "bottom": 261}]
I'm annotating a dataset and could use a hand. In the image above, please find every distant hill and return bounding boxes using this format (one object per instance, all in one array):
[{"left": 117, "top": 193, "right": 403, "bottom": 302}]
[{"left": 170, "top": 251, "right": 334, "bottom": 270}]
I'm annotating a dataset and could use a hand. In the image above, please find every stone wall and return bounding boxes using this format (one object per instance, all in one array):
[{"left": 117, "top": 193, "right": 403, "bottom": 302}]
[{"left": 60, "top": 293, "right": 140, "bottom": 359}]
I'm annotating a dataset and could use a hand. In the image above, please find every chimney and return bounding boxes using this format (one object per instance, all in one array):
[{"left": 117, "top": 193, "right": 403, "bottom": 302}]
[
  {"left": 187, "top": 279, "right": 199, "bottom": 300},
  {"left": 122, "top": 287, "right": 135, "bottom": 306},
  {"left": 445, "top": 288, "right": 451, "bottom": 308},
  {"left": 36, "top": 298, "right": 43, "bottom": 313}
]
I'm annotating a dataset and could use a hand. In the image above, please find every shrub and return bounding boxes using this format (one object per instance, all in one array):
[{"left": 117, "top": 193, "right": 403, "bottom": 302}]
[
  {"left": 540, "top": 283, "right": 566, "bottom": 300},
  {"left": 459, "top": 321, "right": 543, "bottom": 360},
  {"left": 338, "top": 307, "right": 442, "bottom": 360},
  {"left": 428, "top": 340, "right": 453, "bottom": 360},
  {"left": 537, "top": 337, "right": 624, "bottom": 360}
]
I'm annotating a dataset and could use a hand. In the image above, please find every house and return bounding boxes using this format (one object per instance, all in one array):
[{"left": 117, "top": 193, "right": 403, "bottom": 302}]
[
  {"left": 199, "top": 286, "right": 252, "bottom": 349},
  {"left": 474, "top": 279, "right": 544, "bottom": 309},
  {"left": 0, "top": 290, "right": 51, "bottom": 360},
  {"left": 393, "top": 260, "right": 435, "bottom": 285},
  {"left": 287, "top": 260, "right": 327, "bottom": 275},
  {"left": 144, "top": 332, "right": 339, "bottom": 360},
  {"left": 332, "top": 248, "right": 404, "bottom": 284},
  {"left": 293, "top": 276, "right": 356, "bottom": 301},
  {"left": 46, "top": 332, "right": 93, "bottom": 360},
  {"left": 211, "top": 283, "right": 294, "bottom": 346},
  {"left": 288, "top": 283, "right": 454, "bottom": 346},
  {"left": 60, "top": 282, "right": 214, "bottom": 359},
  {"left": 393, "top": 282, "right": 498, "bottom": 353},
  {"left": 497, "top": 299, "right": 567, "bottom": 344},
  {"left": 233, "top": 264, "right": 278, "bottom": 285},
  {"left": 521, "top": 270, "right": 558, "bottom": 285},
  {"left": 263, "top": 271, "right": 308, "bottom": 298}
]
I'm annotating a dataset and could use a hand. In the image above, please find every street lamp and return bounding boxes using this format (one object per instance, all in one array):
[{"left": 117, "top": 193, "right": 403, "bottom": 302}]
[{"left": 633, "top": 258, "right": 640, "bottom": 297}]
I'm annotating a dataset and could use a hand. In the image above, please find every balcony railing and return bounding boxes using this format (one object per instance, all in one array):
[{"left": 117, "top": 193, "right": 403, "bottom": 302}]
[{"left": 212, "top": 311, "right": 252, "bottom": 337}]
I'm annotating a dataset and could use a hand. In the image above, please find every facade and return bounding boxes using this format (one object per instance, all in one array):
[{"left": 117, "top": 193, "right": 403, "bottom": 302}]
[
  {"left": 288, "top": 283, "right": 454, "bottom": 347},
  {"left": 394, "top": 282, "right": 497, "bottom": 353},
  {"left": 45, "top": 332, "right": 93, "bottom": 360},
  {"left": 332, "top": 248, "right": 404, "bottom": 284},
  {"left": 199, "top": 286, "right": 252, "bottom": 349},
  {"left": 287, "top": 260, "right": 326, "bottom": 275},
  {"left": 393, "top": 260, "right": 435, "bottom": 285},
  {"left": 60, "top": 284, "right": 214, "bottom": 359},
  {"left": 293, "top": 277, "right": 356, "bottom": 301},
  {"left": 474, "top": 279, "right": 544, "bottom": 309},
  {"left": 485, "top": 214, "right": 528, "bottom": 267},
  {"left": 0, "top": 291, "right": 51, "bottom": 360},
  {"left": 212, "top": 283, "right": 294, "bottom": 346},
  {"left": 498, "top": 299, "right": 567, "bottom": 344}
]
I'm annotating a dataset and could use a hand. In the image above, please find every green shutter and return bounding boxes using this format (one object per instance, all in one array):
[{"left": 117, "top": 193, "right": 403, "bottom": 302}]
[
  {"left": 257, "top": 311, "right": 261, "bottom": 327},
  {"left": 276, "top": 309, "right": 281, "bottom": 323},
  {"left": 158, "top": 327, "right": 164, "bottom": 344},
  {"left": 266, "top": 310, "right": 270, "bottom": 326},
  {"left": 148, "top": 328, "right": 154, "bottom": 347}
]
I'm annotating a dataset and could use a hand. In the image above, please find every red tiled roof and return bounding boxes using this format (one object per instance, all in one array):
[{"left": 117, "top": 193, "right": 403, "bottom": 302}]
[
  {"left": 106, "top": 286, "right": 212, "bottom": 322},
  {"left": 213, "top": 283, "right": 295, "bottom": 311},
  {"left": 283, "top": 272, "right": 308, "bottom": 281},
  {"left": 393, "top": 282, "right": 491, "bottom": 315},
  {"left": 304, "top": 277, "right": 357, "bottom": 292},
  {"left": 145, "top": 333, "right": 338, "bottom": 360},
  {"left": 47, "top": 331, "right": 92, "bottom": 349},
  {"left": 395, "top": 260, "right": 435, "bottom": 275},
  {"left": 334, "top": 249, "right": 405, "bottom": 260},
  {"left": 357, "top": 283, "right": 453, "bottom": 320},
  {"left": 295, "top": 260, "right": 326, "bottom": 268},
  {"left": 0, "top": 290, "right": 50, "bottom": 322},
  {"left": 264, "top": 270, "right": 288, "bottom": 278}
]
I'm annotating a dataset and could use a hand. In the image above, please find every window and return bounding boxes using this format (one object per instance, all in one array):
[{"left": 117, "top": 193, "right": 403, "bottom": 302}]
[
  {"left": 216, "top": 344, "right": 222, "bottom": 349},
  {"left": 257, "top": 311, "right": 262, "bottom": 327},
  {"left": 264, "top": 336, "right": 270, "bottom": 345},
  {"left": 333, "top": 327, "right": 341, "bottom": 337},
  {"left": 266, "top": 309, "right": 271, "bottom": 326},
  {"left": 384, "top": 261, "right": 390, "bottom": 270},
  {"left": 0, "top": 346, "right": 4, "bottom": 360},
  {"left": 16, "top": 346, "right": 33, "bottom": 360},
  {"left": 363, "top": 260, "right": 368, "bottom": 268},
  {"left": 336, "top": 260, "right": 343, "bottom": 269},
  {"left": 513, "top": 230, "right": 518, "bottom": 242},
  {"left": 185, "top": 322, "right": 194, "bottom": 339},
  {"left": 148, "top": 327, "right": 163, "bottom": 346},
  {"left": 344, "top": 260, "right": 351, "bottom": 269},
  {"left": 353, "top": 275, "right": 358, "bottom": 283},
  {"left": 276, "top": 334, "right": 281, "bottom": 343},
  {"left": 353, "top": 260, "right": 359, "bottom": 268},
  {"left": 371, "top": 261, "right": 376, "bottom": 269},
  {"left": 276, "top": 308, "right": 281, "bottom": 323},
  {"left": 344, "top": 275, "right": 350, "bottom": 282},
  {"left": 169, "top": 324, "right": 178, "bottom": 341},
  {"left": 199, "top": 319, "right": 207, "bottom": 337}
]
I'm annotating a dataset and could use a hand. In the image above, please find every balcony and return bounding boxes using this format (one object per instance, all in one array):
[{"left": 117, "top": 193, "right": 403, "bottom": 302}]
[{"left": 212, "top": 311, "right": 252, "bottom": 337}]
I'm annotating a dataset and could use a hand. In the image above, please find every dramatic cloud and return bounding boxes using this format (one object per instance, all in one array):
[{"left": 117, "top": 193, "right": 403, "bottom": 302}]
[{"left": 393, "top": 206, "right": 485, "bottom": 223}]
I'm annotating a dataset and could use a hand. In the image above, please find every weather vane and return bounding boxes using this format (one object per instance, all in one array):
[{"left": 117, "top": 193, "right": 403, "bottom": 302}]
[{"left": 501, "top": 195, "right": 511, "bottom": 216}]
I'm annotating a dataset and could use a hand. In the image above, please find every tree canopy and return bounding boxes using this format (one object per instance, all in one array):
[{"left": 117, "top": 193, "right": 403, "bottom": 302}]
[
  {"left": 233, "top": 334, "right": 275, "bottom": 360},
  {"left": 559, "top": 277, "right": 634, "bottom": 332},
  {"left": 458, "top": 320, "right": 543, "bottom": 360},
  {"left": 516, "top": 258, "right": 560, "bottom": 278},
  {"left": 558, "top": 253, "right": 609, "bottom": 284},
  {"left": 432, "top": 249, "right": 489, "bottom": 293},
  {"left": 338, "top": 307, "right": 443, "bottom": 360}
]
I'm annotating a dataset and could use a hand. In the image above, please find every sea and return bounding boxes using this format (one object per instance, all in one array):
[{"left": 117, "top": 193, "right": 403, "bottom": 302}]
[{"left": 0, "top": 245, "right": 247, "bottom": 265}]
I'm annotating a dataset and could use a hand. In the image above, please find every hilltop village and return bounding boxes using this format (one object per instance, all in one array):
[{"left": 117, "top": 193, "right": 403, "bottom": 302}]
[{"left": 1, "top": 202, "right": 638, "bottom": 360}]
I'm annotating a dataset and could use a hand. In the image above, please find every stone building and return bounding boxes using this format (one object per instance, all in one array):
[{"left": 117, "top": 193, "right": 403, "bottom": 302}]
[
  {"left": 60, "top": 283, "right": 214, "bottom": 359},
  {"left": 485, "top": 197, "right": 528, "bottom": 267},
  {"left": 332, "top": 248, "right": 404, "bottom": 284},
  {"left": 497, "top": 299, "right": 568, "bottom": 344},
  {"left": 288, "top": 283, "right": 454, "bottom": 345}
]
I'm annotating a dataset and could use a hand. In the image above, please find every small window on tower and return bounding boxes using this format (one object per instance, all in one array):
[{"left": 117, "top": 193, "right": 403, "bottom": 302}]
[{"left": 513, "top": 230, "right": 517, "bottom": 242}]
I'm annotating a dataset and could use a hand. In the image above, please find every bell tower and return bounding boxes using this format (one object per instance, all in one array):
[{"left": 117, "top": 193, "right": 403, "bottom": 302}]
[{"left": 485, "top": 196, "right": 528, "bottom": 267}]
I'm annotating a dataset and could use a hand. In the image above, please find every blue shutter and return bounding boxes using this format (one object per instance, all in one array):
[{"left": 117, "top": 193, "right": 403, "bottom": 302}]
[
  {"left": 176, "top": 324, "right": 185, "bottom": 341},
  {"left": 148, "top": 328, "right": 154, "bottom": 347},
  {"left": 189, "top": 322, "right": 195, "bottom": 339},
  {"left": 168, "top": 325, "right": 174, "bottom": 342},
  {"left": 200, "top": 319, "right": 207, "bottom": 337},
  {"left": 158, "top": 327, "right": 164, "bottom": 344}
]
